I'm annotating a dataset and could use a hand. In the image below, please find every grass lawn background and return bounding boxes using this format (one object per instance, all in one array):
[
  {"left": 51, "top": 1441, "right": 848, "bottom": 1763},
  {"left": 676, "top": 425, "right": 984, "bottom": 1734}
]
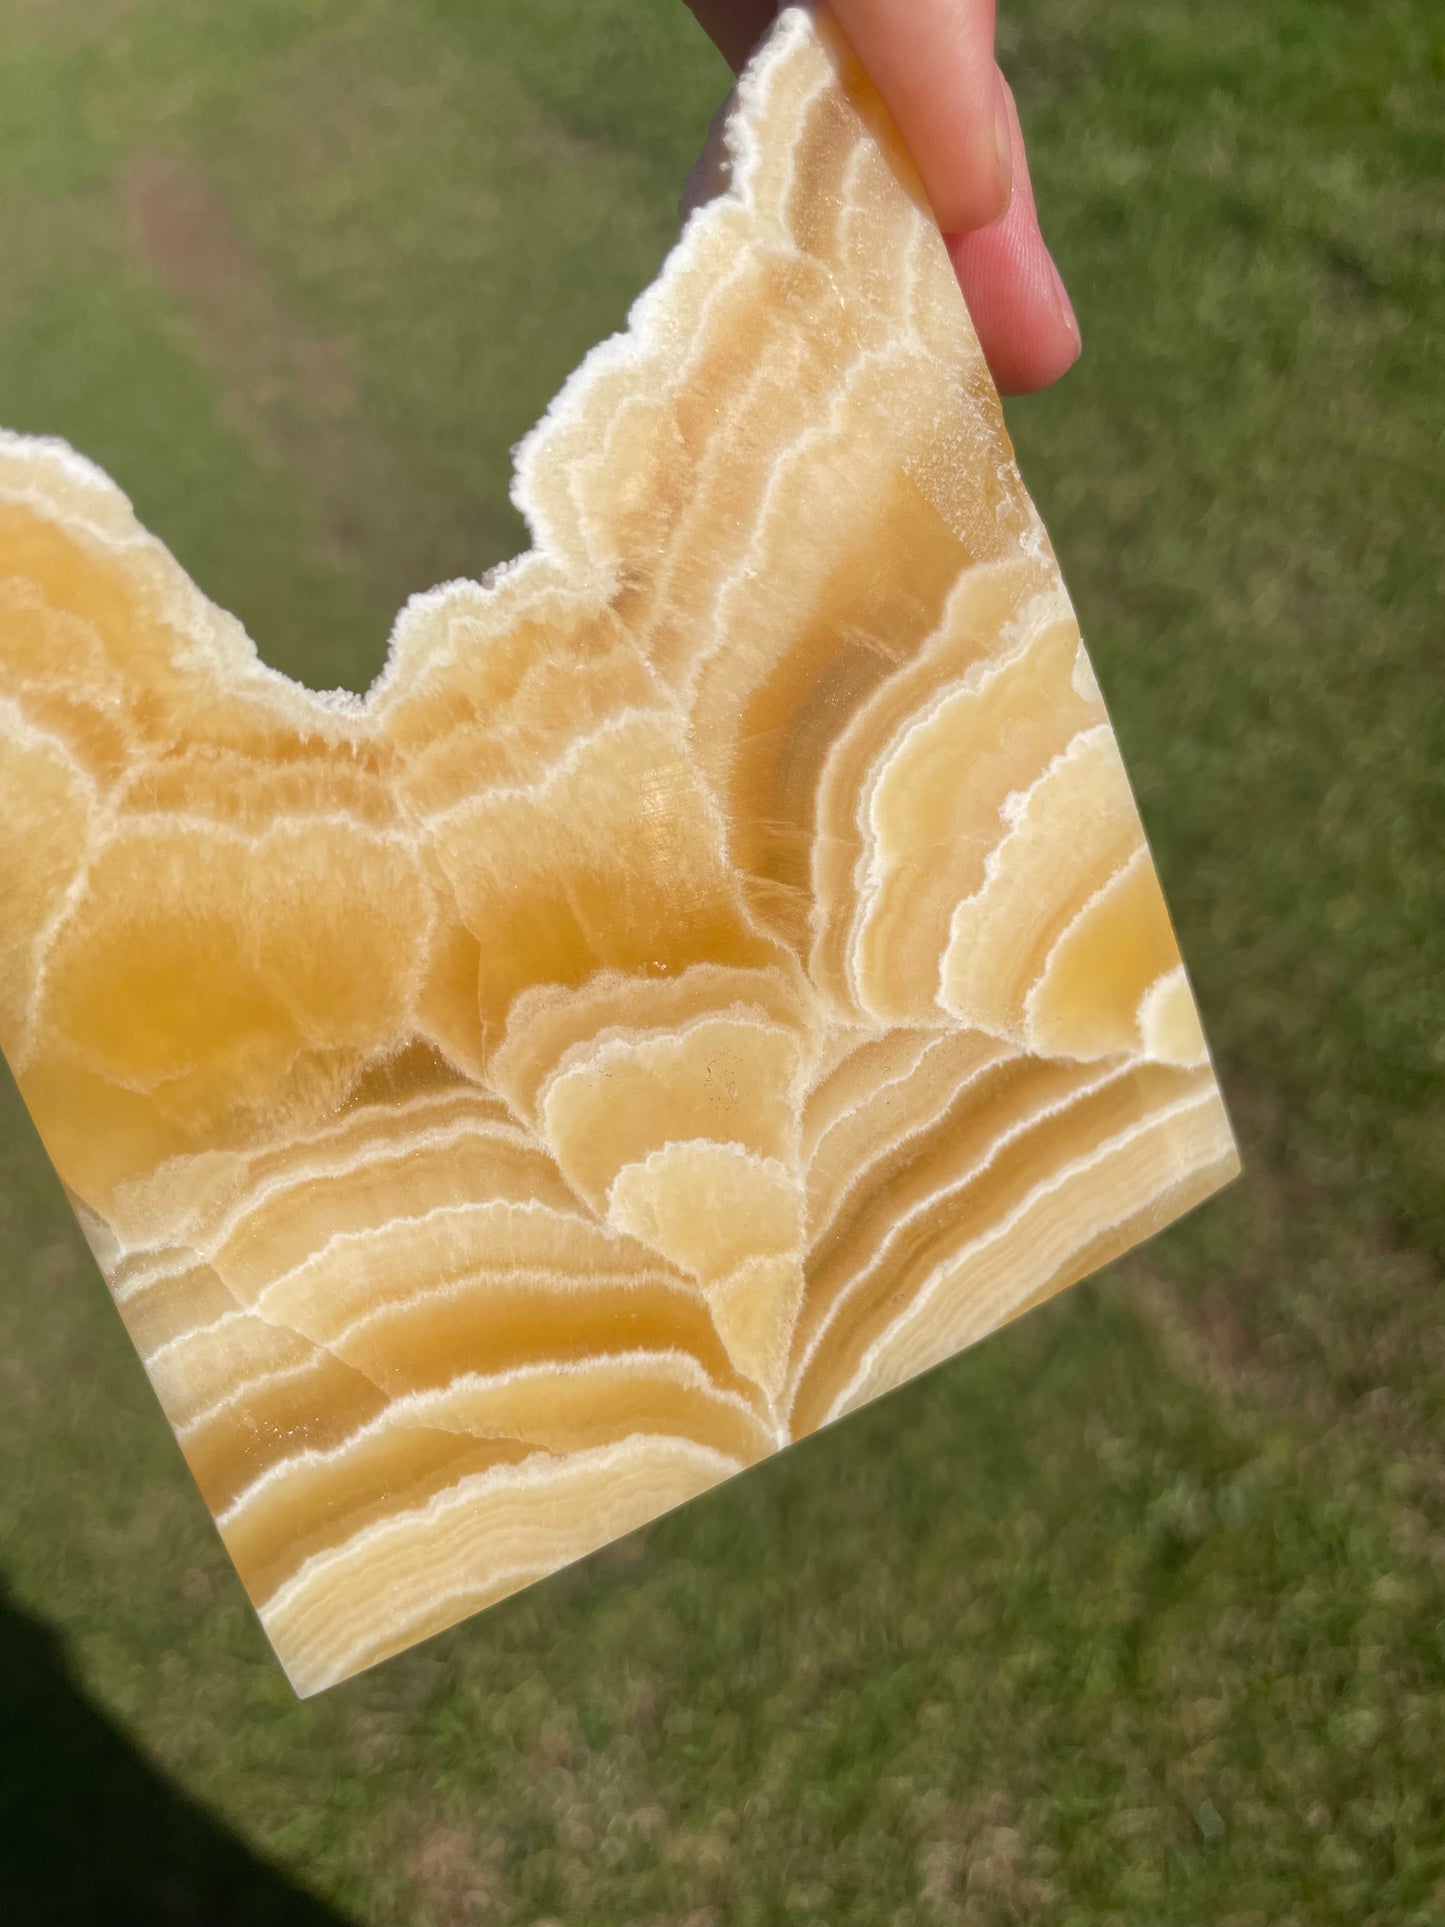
[{"left": 0, "top": 0, "right": 1440, "bottom": 1921}]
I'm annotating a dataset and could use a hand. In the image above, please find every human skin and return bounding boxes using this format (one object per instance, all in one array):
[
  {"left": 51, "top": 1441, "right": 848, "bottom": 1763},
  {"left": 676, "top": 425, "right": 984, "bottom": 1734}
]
[{"left": 683, "top": 0, "right": 1080, "bottom": 394}]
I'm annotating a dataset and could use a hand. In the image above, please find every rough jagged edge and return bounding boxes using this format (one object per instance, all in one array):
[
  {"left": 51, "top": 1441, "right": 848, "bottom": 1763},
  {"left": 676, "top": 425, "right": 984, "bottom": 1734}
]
[
  {"left": 0, "top": 422, "right": 335, "bottom": 718},
  {"left": 369, "top": 4, "right": 823, "bottom": 704},
  {"left": 506, "top": 5, "right": 816, "bottom": 561},
  {"left": 0, "top": 9, "right": 830, "bottom": 729}
]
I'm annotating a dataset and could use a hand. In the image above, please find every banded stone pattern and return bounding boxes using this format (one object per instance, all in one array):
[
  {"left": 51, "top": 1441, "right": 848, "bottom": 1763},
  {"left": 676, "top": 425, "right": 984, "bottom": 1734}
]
[{"left": 0, "top": 6, "right": 1236, "bottom": 1693}]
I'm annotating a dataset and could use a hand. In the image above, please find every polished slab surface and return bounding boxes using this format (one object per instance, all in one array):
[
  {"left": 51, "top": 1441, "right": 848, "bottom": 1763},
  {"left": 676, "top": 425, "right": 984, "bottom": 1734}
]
[{"left": 0, "top": 6, "right": 1235, "bottom": 1693}]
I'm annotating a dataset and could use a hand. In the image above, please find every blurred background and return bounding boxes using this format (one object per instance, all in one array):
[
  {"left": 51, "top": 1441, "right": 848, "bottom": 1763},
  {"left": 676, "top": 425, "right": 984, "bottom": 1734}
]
[{"left": 0, "top": 0, "right": 1439, "bottom": 1921}]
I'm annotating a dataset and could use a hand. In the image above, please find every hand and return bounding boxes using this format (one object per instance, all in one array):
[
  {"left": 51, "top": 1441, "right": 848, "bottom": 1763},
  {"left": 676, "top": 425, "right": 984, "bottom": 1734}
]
[{"left": 683, "top": 1, "right": 1080, "bottom": 394}]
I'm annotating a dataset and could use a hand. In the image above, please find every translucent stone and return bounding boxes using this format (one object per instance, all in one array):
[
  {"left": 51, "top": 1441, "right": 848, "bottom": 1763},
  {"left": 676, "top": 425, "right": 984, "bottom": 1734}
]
[{"left": 0, "top": 6, "right": 1236, "bottom": 1694}]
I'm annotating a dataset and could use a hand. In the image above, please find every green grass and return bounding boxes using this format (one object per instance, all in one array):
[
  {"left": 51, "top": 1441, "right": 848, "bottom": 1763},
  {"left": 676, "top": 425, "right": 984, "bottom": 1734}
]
[{"left": 0, "top": 0, "right": 1440, "bottom": 1921}]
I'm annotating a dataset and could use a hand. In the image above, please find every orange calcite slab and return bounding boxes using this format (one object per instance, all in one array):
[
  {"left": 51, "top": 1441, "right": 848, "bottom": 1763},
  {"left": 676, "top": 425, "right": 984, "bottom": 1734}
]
[{"left": 0, "top": 6, "right": 1236, "bottom": 1693}]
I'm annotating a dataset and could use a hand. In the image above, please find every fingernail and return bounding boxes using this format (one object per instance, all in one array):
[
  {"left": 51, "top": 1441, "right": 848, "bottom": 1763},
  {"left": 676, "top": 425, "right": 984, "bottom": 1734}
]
[
  {"left": 992, "top": 73, "right": 1014, "bottom": 220},
  {"left": 1048, "top": 253, "right": 1082, "bottom": 354}
]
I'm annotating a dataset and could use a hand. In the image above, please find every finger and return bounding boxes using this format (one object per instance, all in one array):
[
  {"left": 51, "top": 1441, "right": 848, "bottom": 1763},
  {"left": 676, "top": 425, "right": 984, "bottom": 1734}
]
[
  {"left": 678, "top": 8, "right": 1077, "bottom": 393},
  {"left": 682, "top": 0, "right": 777, "bottom": 69},
  {"left": 947, "top": 76, "right": 1081, "bottom": 394},
  {"left": 832, "top": 0, "right": 1010, "bottom": 232}
]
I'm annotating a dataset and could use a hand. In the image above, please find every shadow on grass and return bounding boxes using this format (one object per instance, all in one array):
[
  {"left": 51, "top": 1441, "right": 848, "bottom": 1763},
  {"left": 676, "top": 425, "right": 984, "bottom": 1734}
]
[{"left": 0, "top": 1577, "right": 353, "bottom": 1927}]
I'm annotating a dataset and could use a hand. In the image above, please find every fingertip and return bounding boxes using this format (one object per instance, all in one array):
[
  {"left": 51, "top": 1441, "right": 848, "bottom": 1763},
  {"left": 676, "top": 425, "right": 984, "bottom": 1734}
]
[
  {"left": 946, "top": 82, "right": 1082, "bottom": 395},
  {"left": 948, "top": 225, "right": 1082, "bottom": 396},
  {"left": 930, "top": 81, "right": 1014, "bottom": 233},
  {"left": 833, "top": 0, "right": 1010, "bottom": 236},
  {"left": 990, "top": 70, "right": 1015, "bottom": 221},
  {"left": 1045, "top": 255, "right": 1082, "bottom": 364}
]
